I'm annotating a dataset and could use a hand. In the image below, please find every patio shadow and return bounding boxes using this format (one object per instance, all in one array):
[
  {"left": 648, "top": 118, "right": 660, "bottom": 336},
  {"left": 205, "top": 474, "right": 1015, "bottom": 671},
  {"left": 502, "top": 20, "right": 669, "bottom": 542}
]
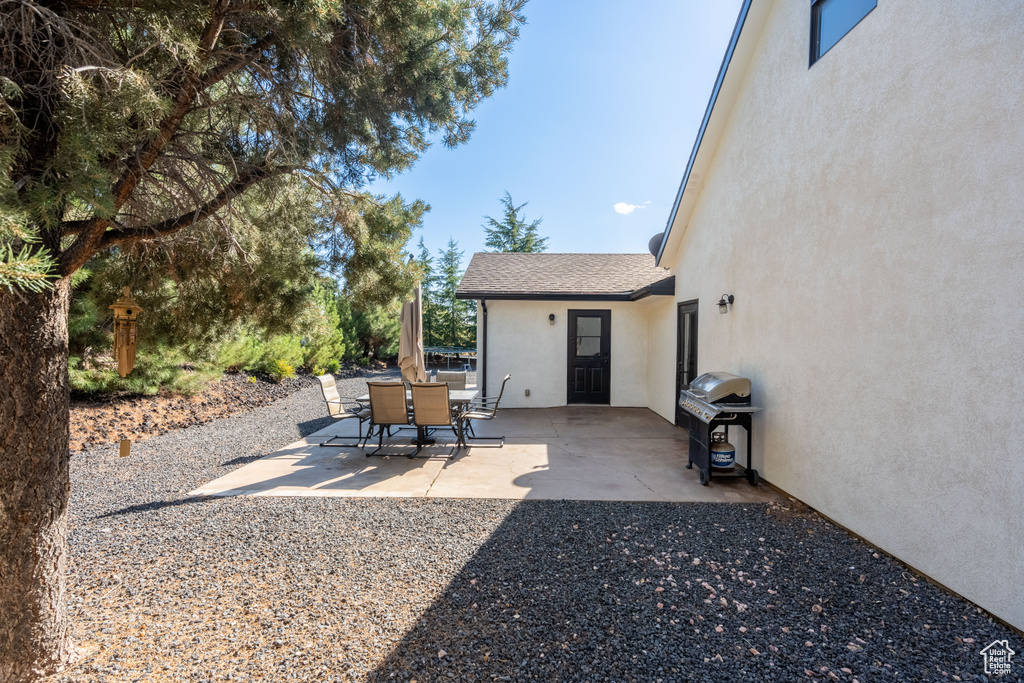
[{"left": 191, "top": 434, "right": 458, "bottom": 498}]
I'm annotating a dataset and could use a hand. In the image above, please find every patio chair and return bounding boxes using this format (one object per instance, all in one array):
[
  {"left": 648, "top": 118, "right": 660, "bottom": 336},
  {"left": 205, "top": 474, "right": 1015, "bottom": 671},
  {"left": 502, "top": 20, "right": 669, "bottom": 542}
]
[
  {"left": 457, "top": 373, "right": 511, "bottom": 449},
  {"left": 434, "top": 370, "right": 467, "bottom": 390},
  {"left": 365, "top": 381, "right": 412, "bottom": 457},
  {"left": 410, "top": 382, "right": 459, "bottom": 458},
  {"left": 316, "top": 374, "right": 370, "bottom": 448}
]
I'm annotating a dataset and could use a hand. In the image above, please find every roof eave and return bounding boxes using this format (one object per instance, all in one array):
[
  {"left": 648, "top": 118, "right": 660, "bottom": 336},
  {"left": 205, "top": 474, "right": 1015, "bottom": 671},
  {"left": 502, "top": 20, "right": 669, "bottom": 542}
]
[
  {"left": 628, "top": 275, "right": 677, "bottom": 301},
  {"left": 456, "top": 292, "right": 636, "bottom": 302},
  {"left": 457, "top": 277, "right": 676, "bottom": 303}
]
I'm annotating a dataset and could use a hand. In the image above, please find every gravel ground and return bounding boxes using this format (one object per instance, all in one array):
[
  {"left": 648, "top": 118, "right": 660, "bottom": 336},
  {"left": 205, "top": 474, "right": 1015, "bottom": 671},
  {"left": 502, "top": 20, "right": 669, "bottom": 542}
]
[{"left": 53, "top": 368, "right": 1019, "bottom": 682}]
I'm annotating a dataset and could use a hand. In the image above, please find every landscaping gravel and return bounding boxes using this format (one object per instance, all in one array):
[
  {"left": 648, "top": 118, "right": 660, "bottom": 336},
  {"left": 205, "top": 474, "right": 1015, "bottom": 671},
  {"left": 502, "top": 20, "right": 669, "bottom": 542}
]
[{"left": 54, "top": 369, "right": 1020, "bottom": 682}]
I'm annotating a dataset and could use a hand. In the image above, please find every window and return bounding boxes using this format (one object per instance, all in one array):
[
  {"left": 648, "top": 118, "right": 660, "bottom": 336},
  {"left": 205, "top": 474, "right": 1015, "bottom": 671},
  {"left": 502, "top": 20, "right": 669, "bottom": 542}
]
[
  {"left": 810, "top": 0, "right": 876, "bottom": 65},
  {"left": 575, "top": 317, "right": 602, "bottom": 357}
]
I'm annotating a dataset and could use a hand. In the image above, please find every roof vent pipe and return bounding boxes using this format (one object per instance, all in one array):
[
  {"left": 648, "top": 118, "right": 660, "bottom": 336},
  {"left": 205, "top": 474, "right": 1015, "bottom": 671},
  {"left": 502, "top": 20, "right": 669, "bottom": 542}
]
[{"left": 648, "top": 232, "right": 665, "bottom": 257}]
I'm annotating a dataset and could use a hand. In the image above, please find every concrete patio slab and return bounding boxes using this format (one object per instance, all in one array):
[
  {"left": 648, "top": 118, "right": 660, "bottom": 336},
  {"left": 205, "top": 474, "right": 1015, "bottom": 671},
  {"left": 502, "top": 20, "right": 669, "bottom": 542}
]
[
  {"left": 191, "top": 407, "right": 783, "bottom": 503},
  {"left": 188, "top": 435, "right": 451, "bottom": 498}
]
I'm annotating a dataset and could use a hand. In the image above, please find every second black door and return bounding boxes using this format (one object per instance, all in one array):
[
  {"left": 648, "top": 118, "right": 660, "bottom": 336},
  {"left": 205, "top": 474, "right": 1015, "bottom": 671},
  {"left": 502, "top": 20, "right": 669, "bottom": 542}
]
[
  {"left": 675, "top": 300, "right": 698, "bottom": 426},
  {"left": 567, "top": 310, "right": 610, "bottom": 404}
]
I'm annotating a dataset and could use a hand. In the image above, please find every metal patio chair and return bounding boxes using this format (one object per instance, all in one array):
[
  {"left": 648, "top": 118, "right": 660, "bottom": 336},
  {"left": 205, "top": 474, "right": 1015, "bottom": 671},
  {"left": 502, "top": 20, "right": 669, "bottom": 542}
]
[
  {"left": 410, "top": 382, "right": 459, "bottom": 458},
  {"left": 365, "top": 381, "right": 412, "bottom": 457},
  {"left": 457, "top": 373, "right": 511, "bottom": 449},
  {"left": 316, "top": 374, "right": 370, "bottom": 447},
  {"left": 434, "top": 370, "right": 469, "bottom": 421},
  {"left": 434, "top": 370, "right": 467, "bottom": 390}
]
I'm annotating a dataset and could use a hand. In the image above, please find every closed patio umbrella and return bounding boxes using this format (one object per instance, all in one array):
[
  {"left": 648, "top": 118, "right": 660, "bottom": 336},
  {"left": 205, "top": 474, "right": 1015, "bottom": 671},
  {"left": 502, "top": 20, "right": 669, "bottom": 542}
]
[{"left": 398, "top": 284, "right": 426, "bottom": 383}]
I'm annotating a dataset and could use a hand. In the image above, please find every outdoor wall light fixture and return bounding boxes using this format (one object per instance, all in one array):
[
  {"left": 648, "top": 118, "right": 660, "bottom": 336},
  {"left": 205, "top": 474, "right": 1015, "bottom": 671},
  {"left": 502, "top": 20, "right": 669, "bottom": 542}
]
[
  {"left": 548, "top": 313, "right": 556, "bottom": 325},
  {"left": 718, "top": 294, "right": 734, "bottom": 314}
]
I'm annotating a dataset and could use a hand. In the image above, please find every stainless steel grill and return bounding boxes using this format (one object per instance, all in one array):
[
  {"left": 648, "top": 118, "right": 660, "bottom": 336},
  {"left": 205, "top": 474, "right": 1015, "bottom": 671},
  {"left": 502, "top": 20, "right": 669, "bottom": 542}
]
[
  {"left": 679, "top": 372, "right": 762, "bottom": 486},
  {"left": 679, "top": 372, "right": 756, "bottom": 423}
]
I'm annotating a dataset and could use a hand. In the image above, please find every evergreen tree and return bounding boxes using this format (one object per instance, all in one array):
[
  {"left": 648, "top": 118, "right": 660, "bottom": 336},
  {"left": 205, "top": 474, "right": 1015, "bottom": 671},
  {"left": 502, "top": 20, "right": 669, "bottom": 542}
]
[
  {"left": 0, "top": 1, "right": 525, "bottom": 676},
  {"left": 416, "top": 236, "right": 439, "bottom": 347},
  {"left": 335, "top": 295, "right": 359, "bottom": 360},
  {"left": 434, "top": 237, "right": 475, "bottom": 347},
  {"left": 482, "top": 191, "right": 549, "bottom": 252},
  {"left": 352, "top": 301, "right": 402, "bottom": 360},
  {"left": 67, "top": 183, "right": 427, "bottom": 357},
  {"left": 335, "top": 287, "right": 403, "bottom": 362}
]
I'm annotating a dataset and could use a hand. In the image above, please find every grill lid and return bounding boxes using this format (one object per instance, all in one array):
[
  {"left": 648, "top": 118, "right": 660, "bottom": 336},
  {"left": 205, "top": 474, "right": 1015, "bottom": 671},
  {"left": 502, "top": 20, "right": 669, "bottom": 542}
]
[{"left": 688, "top": 372, "right": 751, "bottom": 403}]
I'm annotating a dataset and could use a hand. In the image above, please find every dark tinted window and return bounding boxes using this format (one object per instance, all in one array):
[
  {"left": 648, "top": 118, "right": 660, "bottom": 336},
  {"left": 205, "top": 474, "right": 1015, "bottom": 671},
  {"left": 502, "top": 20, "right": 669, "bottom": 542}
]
[{"left": 811, "top": 0, "right": 876, "bottom": 65}]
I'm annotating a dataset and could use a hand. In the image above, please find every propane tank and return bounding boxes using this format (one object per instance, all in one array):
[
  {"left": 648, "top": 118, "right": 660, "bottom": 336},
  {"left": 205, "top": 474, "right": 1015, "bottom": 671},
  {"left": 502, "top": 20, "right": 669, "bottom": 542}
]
[{"left": 710, "top": 431, "right": 735, "bottom": 469}]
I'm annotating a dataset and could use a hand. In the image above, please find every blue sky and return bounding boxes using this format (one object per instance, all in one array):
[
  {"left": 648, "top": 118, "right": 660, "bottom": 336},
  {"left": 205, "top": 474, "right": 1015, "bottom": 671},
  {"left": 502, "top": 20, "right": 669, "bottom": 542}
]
[{"left": 369, "top": 0, "right": 744, "bottom": 260}]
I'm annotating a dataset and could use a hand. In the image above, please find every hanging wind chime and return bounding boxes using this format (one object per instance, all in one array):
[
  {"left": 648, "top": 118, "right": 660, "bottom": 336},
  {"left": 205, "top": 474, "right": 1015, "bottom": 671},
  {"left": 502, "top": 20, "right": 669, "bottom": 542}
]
[
  {"left": 109, "top": 287, "right": 142, "bottom": 378},
  {"left": 109, "top": 288, "right": 142, "bottom": 458}
]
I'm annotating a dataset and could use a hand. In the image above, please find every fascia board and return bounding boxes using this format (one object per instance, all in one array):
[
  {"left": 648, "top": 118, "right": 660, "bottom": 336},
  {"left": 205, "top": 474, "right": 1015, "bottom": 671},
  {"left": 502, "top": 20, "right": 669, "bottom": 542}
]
[{"left": 455, "top": 292, "right": 634, "bottom": 301}]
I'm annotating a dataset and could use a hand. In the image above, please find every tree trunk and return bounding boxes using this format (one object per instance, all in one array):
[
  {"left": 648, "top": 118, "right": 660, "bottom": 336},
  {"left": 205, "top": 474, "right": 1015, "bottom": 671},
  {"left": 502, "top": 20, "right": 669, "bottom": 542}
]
[{"left": 0, "top": 280, "right": 73, "bottom": 682}]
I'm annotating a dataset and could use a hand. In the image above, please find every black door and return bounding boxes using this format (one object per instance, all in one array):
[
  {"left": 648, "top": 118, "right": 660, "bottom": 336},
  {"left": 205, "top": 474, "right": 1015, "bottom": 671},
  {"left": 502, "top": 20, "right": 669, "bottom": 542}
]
[
  {"left": 675, "top": 300, "right": 698, "bottom": 426},
  {"left": 567, "top": 310, "right": 610, "bottom": 404}
]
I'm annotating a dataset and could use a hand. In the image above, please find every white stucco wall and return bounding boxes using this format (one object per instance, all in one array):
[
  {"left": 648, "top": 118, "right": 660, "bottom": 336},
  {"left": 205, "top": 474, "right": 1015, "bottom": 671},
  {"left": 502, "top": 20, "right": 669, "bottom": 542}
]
[
  {"left": 656, "top": 0, "right": 1024, "bottom": 627},
  {"left": 644, "top": 297, "right": 677, "bottom": 420},
  {"left": 479, "top": 299, "right": 657, "bottom": 409}
]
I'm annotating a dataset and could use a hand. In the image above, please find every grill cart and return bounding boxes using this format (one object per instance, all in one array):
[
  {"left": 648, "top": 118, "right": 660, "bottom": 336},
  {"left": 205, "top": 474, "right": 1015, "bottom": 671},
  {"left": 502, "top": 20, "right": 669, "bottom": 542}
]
[{"left": 679, "top": 372, "right": 762, "bottom": 486}]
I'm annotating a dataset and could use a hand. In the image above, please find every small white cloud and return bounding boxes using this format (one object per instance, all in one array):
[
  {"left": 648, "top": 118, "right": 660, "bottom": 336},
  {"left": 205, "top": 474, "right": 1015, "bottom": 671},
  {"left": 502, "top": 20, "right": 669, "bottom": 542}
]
[{"left": 613, "top": 201, "right": 649, "bottom": 215}]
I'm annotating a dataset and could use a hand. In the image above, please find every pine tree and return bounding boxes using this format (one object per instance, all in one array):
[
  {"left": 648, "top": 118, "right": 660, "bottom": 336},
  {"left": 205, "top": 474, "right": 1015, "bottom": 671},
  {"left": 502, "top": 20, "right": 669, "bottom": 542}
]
[
  {"left": 352, "top": 301, "right": 402, "bottom": 360},
  {"left": 416, "top": 236, "right": 439, "bottom": 347},
  {"left": 482, "top": 191, "right": 549, "bottom": 252},
  {"left": 434, "top": 238, "right": 475, "bottom": 347},
  {"left": 0, "top": 1, "right": 525, "bottom": 676}
]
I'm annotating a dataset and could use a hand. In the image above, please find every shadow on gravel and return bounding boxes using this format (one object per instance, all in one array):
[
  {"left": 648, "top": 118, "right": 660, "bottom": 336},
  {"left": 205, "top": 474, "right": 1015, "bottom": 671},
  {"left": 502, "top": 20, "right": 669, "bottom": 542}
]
[
  {"left": 219, "top": 454, "right": 271, "bottom": 467},
  {"left": 94, "top": 496, "right": 213, "bottom": 519},
  {"left": 366, "top": 499, "right": 1013, "bottom": 683},
  {"left": 297, "top": 416, "right": 334, "bottom": 436},
  {"left": 216, "top": 417, "right": 332, "bottom": 468}
]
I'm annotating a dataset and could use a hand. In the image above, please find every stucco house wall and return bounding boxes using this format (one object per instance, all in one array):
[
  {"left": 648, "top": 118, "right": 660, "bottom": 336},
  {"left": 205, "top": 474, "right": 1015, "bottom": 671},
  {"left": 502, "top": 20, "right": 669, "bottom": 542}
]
[
  {"left": 481, "top": 299, "right": 652, "bottom": 409},
  {"left": 655, "top": 0, "right": 1024, "bottom": 628},
  {"left": 644, "top": 297, "right": 677, "bottom": 420}
]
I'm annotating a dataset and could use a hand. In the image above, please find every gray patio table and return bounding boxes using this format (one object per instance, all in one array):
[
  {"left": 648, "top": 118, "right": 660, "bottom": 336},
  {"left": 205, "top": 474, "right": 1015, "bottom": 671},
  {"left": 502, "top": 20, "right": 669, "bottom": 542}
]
[{"left": 356, "top": 387, "right": 479, "bottom": 445}]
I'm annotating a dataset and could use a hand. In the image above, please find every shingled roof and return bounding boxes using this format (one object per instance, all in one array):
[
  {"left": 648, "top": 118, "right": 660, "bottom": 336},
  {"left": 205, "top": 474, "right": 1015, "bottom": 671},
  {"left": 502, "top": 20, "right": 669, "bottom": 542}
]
[{"left": 456, "top": 253, "right": 674, "bottom": 301}]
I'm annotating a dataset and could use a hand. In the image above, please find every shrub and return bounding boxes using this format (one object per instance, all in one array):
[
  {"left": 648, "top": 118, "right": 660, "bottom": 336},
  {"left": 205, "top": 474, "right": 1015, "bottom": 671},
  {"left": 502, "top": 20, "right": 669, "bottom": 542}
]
[
  {"left": 257, "top": 335, "right": 303, "bottom": 374},
  {"left": 310, "top": 359, "right": 340, "bottom": 375},
  {"left": 213, "top": 327, "right": 306, "bottom": 376},
  {"left": 295, "top": 283, "right": 347, "bottom": 371},
  {"left": 269, "top": 359, "right": 295, "bottom": 383},
  {"left": 214, "top": 330, "right": 264, "bottom": 372},
  {"left": 69, "top": 346, "right": 219, "bottom": 396}
]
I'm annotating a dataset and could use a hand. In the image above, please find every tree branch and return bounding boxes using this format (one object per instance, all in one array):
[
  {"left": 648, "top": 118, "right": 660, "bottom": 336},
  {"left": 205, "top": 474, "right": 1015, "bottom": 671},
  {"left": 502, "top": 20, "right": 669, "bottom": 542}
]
[
  {"left": 95, "top": 164, "right": 283, "bottom": 249},
  {"left": 58, "top": 220, "right": 90, "bottom": 236},
  {"left": 58, "top": 0, "right": 233, "bottom": 276},
  {"left": 200, "top": 32, "right": 276, "bottom": 90}
]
